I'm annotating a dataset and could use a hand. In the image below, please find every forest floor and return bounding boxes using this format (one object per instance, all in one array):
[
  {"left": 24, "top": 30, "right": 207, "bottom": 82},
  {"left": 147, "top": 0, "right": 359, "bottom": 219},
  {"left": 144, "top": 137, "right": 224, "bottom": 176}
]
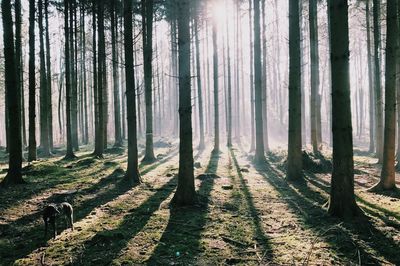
[{"left": 0, "top": 140, "right": 400, "bottom": 265}]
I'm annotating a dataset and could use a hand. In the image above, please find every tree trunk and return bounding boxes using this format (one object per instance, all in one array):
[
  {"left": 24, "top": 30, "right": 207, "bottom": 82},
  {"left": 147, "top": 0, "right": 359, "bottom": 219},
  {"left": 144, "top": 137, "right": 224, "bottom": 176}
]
[
  {"left": 45, "top": 0, "right": 53, "bottom": 151},
  {"left": 171, "top": 0, "right": 196, "bottom": 206},
  {"left": 373, "top": 0, "right": 383, "bottom": 162},
  {"left": 111, "top": 0, "right": 122, "bottom": 147},
  {"left": 370, "top": 0, "right": 398, "bottom": 191},
  {"left": 39, "top": 0, "right": 50, "bottom": 156},
  {"left": 225, "top": 8, "right": 233, "bottom": 148},
  {"left": 309, "top": 0, "right": 320, "bottom": 154},
  {"left": 261, "top": 0, "right": 269, "bottom": 152},
  {"left": 70, "top": 0, "right": 79, "bottom": 151},
  {"left": 253, "top": 0, "right": 265, "bottom": 163},
  {"left": 1, "top": 0, "right": 24, "bottom": 186},
  {"left": 194, "top": 15, "right": 205, "bottom": 150},
  {"left": 212, "top": 13, "right": 219, "bottom": 153},
  {"left": 327, "top": 0, "right": 362, "bottom": 218},
  {"left": 142, "top": 0, "right": 156, "bottom": 163},
  {"left": 249, "top": 0, "right": 255, "bottom": 152},
  {"left": 287, "top": 0, "right": 302, "bottom": 179},
  {"left": 123, "top": 0, "right": 141, "bottom": 184},
  {"left": 28, "top": 0, "right": 37, "bottom": 162},
  {"left": 64, "top": 0, "right": 75, "bottom": 159}
]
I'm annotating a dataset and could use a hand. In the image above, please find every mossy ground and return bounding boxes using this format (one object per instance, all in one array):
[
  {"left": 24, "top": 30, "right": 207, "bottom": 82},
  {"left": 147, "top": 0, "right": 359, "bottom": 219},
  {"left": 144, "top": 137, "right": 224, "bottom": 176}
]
[{"left": 0, "top": 141, "right": 399, "bottom": 265}]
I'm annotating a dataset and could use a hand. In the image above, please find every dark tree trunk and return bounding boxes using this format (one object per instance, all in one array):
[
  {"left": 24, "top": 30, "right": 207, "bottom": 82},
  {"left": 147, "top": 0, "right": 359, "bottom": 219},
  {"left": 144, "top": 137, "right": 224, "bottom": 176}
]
[
  {"left": 111, "top": 0, "right": 122, "bottom": 147},
  {"left": 370, "top": 0, "right": 398, "bottom": 191},
  {"left": 309, "top": 0, "right": 320, "bottom": 154},
  {"left": 124, "top": 0, "right": 141, "bottom": 184},
  {"left": 287, "top": 0, "right": 302, "bottom": 179},
  {"left": 1, "top": 0, "right": 24, "bottom": 186},
  {"left": 70, "top": 0, "right": 79, "bottom": 151},
  {"left": 328, "top": 0, "right": 362, "bottom": 218},
  {"left": 249, "top": 0, "right": 255, "bottom": 152},
  {"left": 64, "top": 0, "right": 75, "bottom": 159},
  {"left": 142, "top": 0, "right": 156, "bottom": 163},
  {"left": 261, "top": 0, "right": 269, "bottom": 152},
  {"left": 28, "top": 0, "right": 37, "bottom": 162},
  {"left": 171, "top": 0, "right": 196, "bottom": 206},
  {"left": 373, "top": 0, "right": 383, "bottom": 162},
  {"left": 225, "top": 10, "right": 233, "bottom": 148},
  {"left": 253, "top": 0, "right": 265, "bottom": 163},
  {"left": 39, "top": 0, "right": 50, "bottom": 156},
  {"left": 45, "top": 0, "right": 53, "bottom": 151}
]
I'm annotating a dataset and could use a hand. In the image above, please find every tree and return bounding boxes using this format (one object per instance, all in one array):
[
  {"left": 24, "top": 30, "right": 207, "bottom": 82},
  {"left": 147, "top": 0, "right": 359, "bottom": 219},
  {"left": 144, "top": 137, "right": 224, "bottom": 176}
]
[
  {"left": 142, "top": 0, "right": 156, "bottom": 163},
  {"left": 212, "top": 8, "right": 219, "bottom": 153},
  {"left": 111, "top": 0, "right": 123, "bottom": 147},
  {"left": 253, "top": 0, "right": 265, "bottom": 163},
  {"left": 193, "top": 8, "right": 205, "bottom": 150},
  {"left": 366, "top": 0, "right": 375, "bottom": 153},
  {"left": 39, "top": 0, "right": 50, "bottom": 156},
  {"left": 64, "top": 0, "right": 75, "bottom": 159},
  {"left": 327, "top": 0, "right": 362, "bottom": 218},
  {"left": 45, "top": 0, "right": 54, "bottom": 151},
  {"left": 28, "top": 0, "right": 37, "bottom": 162},
  {"left": 287, "top": 0, "right": 302, "bottom": 178},
  {"left": 370, "top": 0, "right": 398, "bottom": 191},
  {"left": 373, "top": 0, "right": 383, "bottom": 162},
  {"left": 1, "top": 0, "right": 24, "bottom": 186},
  {"left": 124, "top": 0, "right": 141, "bottom": 184},
  {"left": 309, "top": 0, "right": 320, "bottom": 154},
  {"left": 261, "top": 0, "right": 269, "bottom": 152},
  {"left": 171, "top": 0, "right": 196, "bottom": 206},
  {"left": 225, "top": 5, "right": 233, "bottom": 148}
]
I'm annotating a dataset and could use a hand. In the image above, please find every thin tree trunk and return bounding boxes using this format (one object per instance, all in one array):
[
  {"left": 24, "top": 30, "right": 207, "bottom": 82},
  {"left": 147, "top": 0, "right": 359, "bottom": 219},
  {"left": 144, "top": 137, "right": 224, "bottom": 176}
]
[
  {"left": 28, "top": 0, "right": 37, "bottom": 162},
  {"left": 123, "top": 0, "right": 141, "bottom": 184},
  {"left": 366, "top": 0, "right": 375, "bottom": 153},
  {"left": 261, "top": 0, "right": 269, "bottom": 152},
  {"left": 45, "top": 0, "right": 53, "bottom": 151},
  {"left": 287, "top": 0, "right": 302, "bottom": 179},
  {"left": 249, "top": 0, "right": 255, "bottom": 152},
  {"left": 212, "top": 14, "right": 219, "bottom": 153}
]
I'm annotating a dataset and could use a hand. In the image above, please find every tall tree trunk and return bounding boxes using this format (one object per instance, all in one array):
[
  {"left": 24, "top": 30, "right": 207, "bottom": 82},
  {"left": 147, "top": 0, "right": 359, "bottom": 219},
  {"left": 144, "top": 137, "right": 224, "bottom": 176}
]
[
  {"left": 225, "top": 7, "right": 233, "bottom": 148},
  {"left": 261, "top": 0, "right": 269, "bottom": 152},
  {"left": 370, "top": 0, "right": 398, "bottom": 191},
  {"left": 44, "top": 0, "right": 53, "bottom": 151},
  {"left": 94, "top": 0, "right": 105, "bottom": 157},
  {"left": 373, "top": 0, "right": 383, "bottom": 162},
  {"left": 327, "top": 0, "right": 361, "bottom": 218},
  {"left": 28, "top": 0, "right": 37, "bottom": 162},
  {"left": 249, "top": 0, "right": 255, "bottom": 152},
  {"left": 194, "top": 15, "right": 205, "bottom": 150},
  {"left": 309, "top": 0, "right": 320, "bottom": 154},
  {"left": 81, "top": 1, "right": 89, "bottom": 145},
  {"left": 64, "top": 0, "right": 75, "bottom": 159},
  {"left": 123, "top": 0, "right": 141, "bottom": 184},
  {"left": 212, "top": 13, "right": 219, "bottom": 153},
  {"left": 1, "top": 0, "right": 24, "bottom": 186},
  {"left": 367, "top": 0, "right": 375, "bottom": 153},
  {"left": 171, "top": 0, "right": 196, "bottom": 206},
  {"left": 142, "top": 0, "right": 156, "bottom": 163},
  {"left": 287, "top": 0, "right": 302, "bottom": 179},
  {"left": 111, "top": 0, "right": 122, "bottom": 147},
  {"left": 70, "top": 0, "right": 79, "bottom": 151},
  {"left": 39, "top": 0, "right": 50, "bottom": 156}
]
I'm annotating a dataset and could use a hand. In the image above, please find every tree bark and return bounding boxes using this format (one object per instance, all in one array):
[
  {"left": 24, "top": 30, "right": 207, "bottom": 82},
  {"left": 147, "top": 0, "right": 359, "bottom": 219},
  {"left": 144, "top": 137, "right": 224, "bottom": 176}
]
[
  {"left": 287, "top": 0, "right": 302, "bottom": 178},
  {"left": 28, "top": 0, "right": 37, "bottom": 162},
  {"left": 327, "top": 0, "right": 362, "bottom": 218},
  {"left": 212, "top": 13, "right": 220, "bottom": 153},
  {"left": 123, "top": 0, "right": 141, "bottom": 184},
  {"left": 1, "top": 0, "right": 24, "bottom": 186},
  {"left": 171, "top": 0, "right": 196, "bottom": 206},
  {"left": 45, "top": 0, "right": 53, "bottom": 151}
]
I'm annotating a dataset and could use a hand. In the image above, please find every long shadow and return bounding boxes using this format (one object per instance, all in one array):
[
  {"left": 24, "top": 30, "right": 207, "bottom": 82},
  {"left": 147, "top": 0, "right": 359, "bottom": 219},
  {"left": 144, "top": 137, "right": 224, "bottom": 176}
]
[
  {"left": 146, "top": 151, "right": 220, "bottom": 265},
  {"left": 0, "top": 168, "right": 135, "bottom": 265},
  {"left": 1, "top": 152, "right": 179, "bottom": 265},
  {"left": 71, "top": 176, "right": 178, "bottom": 265},
  {"left": 229, "top": 149, "right": 272, "bottom": 262},
  {"left": 255, "top": 162, "right": 400, "bottom": 265},
  {"left": 140, "top": 148, "right": 179, "bottom": 175}
]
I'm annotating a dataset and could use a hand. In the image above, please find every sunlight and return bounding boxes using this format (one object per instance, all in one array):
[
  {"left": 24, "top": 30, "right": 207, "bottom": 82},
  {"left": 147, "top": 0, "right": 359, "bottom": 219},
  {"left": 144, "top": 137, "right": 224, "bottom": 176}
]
[{"left": 211, "top": 0, "right": 230, "bottom": 26}]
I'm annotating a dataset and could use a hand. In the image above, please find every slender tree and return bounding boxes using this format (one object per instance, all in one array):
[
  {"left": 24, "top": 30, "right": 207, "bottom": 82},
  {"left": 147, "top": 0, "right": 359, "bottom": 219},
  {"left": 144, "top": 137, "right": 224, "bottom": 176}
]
[
  {"left": 171, "top": 0, "right": 196, "bottom": 206},
  {"left": 111, "top": 0, "right": 123, "bottom": 147},
  {"left": 328, "top": 0, "right": 362, "bottom": 217},
  {"left": 373, "top": 0, "right": 383, "bottom": 161},
  {"left": 370, "top": 0, "right": 398, "bottom": 191},
  {"left": 287, "top": 0, "right": 302, "bottom": 178},
  {"left": 366, "top": 0, "right": 375, "bottom": 153},
  {"left": 64, "top": 0, "right": 75, "bottom": 159},
  {"left": 124, "top": 0, "right": 141, "bottom": 184},
  {"left": 253, "top": 0, "right": 265, "bottom": 163},
  {"left": 142, "top": 0, "right": 156, "bottom": 163},
  {"left": 45, "top": 0, "right": 53, "bottom": 151},
  {"left": 212, "top": 9, "right": 219, "bottom": 153},
  {"left": 28, "top": 0, "right": 37, "bottom": 162},
  {"left": 39, "top": 0, "right": 50, "bottom": 156},
  {"left": 261, "top": 0, "right": 269, "bottom": 152},
  {"left": 1, "top": 0, "right": 24, "bottom": 186}
]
